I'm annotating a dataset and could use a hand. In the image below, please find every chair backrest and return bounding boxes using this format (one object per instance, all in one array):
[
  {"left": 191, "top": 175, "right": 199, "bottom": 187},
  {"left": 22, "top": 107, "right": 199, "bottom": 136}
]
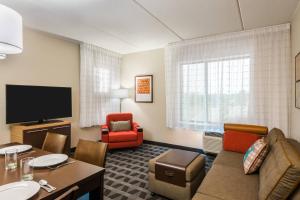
[
  {"left": 54, "top": 185, "right": 79, "bottom": 200},
  {"left": 106, "top": 113, "right": 133, "bottom": 130},
  {"left": 74, "top": 139, "right": 108, "bottom": 167},
  {"left": 42, "top": 132, "right": 67, "bottom": 154}
]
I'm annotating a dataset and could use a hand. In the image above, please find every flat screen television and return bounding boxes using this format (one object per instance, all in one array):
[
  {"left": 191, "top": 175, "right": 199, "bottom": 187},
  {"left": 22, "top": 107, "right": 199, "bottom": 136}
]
[{"left": 6, "top": 84, "right": 72, "bottom": 124}]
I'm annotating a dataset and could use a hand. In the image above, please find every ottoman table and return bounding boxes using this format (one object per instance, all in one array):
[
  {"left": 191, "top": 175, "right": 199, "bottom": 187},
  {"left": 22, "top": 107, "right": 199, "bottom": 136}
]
[{"left": 148, "top": 149, "right": 206, "bottom": 200}]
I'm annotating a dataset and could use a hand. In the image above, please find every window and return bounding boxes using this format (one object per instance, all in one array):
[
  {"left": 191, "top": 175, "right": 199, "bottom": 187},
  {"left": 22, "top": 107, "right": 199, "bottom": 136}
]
[
  {"left": 180, "top": 56, "right": 250, "bottom": 130},
  {"left": 94, "top": 67, "right": 110, "bottom": 93}
]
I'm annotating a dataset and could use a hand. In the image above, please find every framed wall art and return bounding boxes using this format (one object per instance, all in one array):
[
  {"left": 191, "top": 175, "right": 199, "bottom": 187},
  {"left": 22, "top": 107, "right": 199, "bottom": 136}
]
[
  {"left": 296, "top": 52, "right": 300, "bottom": 108},
  {"left": 135, "top": 75, "right": 153, "bottom": 103}
]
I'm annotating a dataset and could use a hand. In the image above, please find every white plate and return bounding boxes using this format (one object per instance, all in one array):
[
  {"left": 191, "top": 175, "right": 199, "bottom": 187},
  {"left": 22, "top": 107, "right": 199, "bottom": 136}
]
[
  {"left": 0, "top": 145, "right": 32, "bottom": 155},
  {"left": 0, "top": 181, "right": 40, "bottom": 200},
  {"left": 29, "top": 154, "right": 68, "bottom": 168}
]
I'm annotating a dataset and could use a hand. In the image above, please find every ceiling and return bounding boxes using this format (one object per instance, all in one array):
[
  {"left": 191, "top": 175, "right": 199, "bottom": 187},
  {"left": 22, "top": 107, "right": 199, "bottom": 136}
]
[{"left": 0, "top": 0, "right": 299, "bottom": 54}]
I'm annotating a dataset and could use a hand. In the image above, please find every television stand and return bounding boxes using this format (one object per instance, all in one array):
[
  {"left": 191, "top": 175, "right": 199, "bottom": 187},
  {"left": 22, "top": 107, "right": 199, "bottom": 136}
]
[
  {"left": 10, "top": 120, "right": 71, "bottom": 154},
  {"left": 21, "top": 119, "right": 63, "bottom": 126}
]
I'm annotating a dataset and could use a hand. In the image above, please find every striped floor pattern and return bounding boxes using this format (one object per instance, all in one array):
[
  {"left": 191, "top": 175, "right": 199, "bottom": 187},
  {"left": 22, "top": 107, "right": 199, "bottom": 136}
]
[{"left": 103, "top": 144, "right": 215, "bottom": 200}]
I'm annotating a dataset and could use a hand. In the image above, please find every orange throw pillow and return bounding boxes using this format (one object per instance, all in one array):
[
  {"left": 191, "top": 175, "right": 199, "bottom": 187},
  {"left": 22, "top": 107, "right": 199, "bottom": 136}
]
[{"left": 223, "top": 130, "right": 261, "bottom": 153}]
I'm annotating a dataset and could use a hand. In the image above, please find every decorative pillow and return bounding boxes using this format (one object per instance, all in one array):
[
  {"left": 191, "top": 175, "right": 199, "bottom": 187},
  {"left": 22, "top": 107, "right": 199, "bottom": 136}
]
[
  {"left": 110, "top": 120, "right": 131, "bottom": 132},
  {"left": 243, "top": 138, "right": 268, "bottom": 174},
  {"left": 223, "top": 130, "right": 262, "bottom": 153}
]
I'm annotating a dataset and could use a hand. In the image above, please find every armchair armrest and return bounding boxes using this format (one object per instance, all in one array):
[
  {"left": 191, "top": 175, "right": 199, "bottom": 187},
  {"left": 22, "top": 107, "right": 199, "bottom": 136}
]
[
  {"left": 137, "top": 127, "right": 143, "bottom": 133},
  {"left": 133, "top": 122, "right": 143, "bottom": 133},
  {"left": 101, "top": 125, "right": 109, "bottom": 135}
]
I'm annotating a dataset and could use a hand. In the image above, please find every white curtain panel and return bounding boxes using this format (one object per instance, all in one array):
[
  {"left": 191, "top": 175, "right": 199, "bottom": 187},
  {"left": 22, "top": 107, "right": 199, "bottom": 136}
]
[
  {"left": 165, "top": 24, "right": 291, "bottom": 134},
  {"left": 80, "top": 43, "right": 121, "bottom": 128}
]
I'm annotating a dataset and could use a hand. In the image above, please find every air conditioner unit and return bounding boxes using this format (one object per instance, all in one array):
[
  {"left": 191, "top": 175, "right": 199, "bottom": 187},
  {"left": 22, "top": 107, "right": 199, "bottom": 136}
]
[{"left": 203, "top": 132, "right": 223, "bottom": 154}]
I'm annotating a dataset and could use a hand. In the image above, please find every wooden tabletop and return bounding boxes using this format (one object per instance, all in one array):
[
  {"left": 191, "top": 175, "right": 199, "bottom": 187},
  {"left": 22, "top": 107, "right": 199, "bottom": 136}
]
[{"left": 0, "top": 143, "right": 105, "bottom": 200}]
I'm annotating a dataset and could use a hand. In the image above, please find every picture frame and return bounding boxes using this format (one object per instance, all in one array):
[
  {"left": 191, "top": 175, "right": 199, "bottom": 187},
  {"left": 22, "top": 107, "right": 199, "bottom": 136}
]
[
  {"left": 135, "top": 75, "right": 153, "bottom": 103},
  {"left": 295, "top": 52, "right": 300, "bottom": 108}
]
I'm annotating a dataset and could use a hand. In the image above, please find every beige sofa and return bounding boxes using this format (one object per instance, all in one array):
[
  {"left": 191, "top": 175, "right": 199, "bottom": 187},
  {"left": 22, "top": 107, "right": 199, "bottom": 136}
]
[{"left": 193, "top": 127, "right": 300, "bottom": 200}]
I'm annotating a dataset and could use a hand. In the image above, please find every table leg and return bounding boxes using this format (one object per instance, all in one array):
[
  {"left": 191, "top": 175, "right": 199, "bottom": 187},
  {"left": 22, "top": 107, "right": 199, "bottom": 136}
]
[{"left": 89, "top": 173, "right": 104, "bottom": 200}]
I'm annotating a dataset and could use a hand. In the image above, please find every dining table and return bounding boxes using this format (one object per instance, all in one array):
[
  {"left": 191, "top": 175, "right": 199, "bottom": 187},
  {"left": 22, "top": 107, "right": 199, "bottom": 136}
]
[{"left": 0, "top": 143, "right": 105, "bottom": 200}]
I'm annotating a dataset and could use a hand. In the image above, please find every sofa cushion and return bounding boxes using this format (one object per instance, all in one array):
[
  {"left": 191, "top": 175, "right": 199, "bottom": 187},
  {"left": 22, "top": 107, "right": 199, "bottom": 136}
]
[
  {"left": 110, "top": 120, "right": 131, "bottom": 132},
  {"left": 243, "top": 138, "right": 268, "bottom": 174},
  {"left": 192, "top": 192, "right": 223, "bottom": 200},
  {"left": 109, "top": 131, "right": 137, "bottom": 142},
  {"left": 287, "top": 138, "right": 300, "bottom": 154},
  {"left": 264, "top": 128, "right": 285, "bottom": 147},
  {"left": 197, "top": 164, "right": 259, "bottom": 200},
  {"left": 149, "top": 150, "right": 205, "bottom": 182},
  {"left": 259, "top": 140, "right": 300, "bottom": 200},
  {"left": 288, "top": 139, "right": 300, "bottom": 199},
  {"left": 223, "top": 130, "right": 261, "bottom": 153},
  {"left": 290, "top": 186, "right": 300, "bottom": 200},
  {"left": 213, "top": 150, "right": 244, "bottom": 169}
]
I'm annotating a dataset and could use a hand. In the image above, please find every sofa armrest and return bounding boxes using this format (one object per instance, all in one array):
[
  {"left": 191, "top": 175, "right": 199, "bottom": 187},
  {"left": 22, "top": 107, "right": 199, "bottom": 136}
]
[{"left": 101, "top": 125, "right": 109, "bottom": 135}]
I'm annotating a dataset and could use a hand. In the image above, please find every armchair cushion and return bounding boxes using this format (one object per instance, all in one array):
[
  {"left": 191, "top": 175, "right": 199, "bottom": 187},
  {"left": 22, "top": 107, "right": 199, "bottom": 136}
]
[
  {"left": 109, "top": 131, "right": 138, "bottom": 143},
  {"left": 110, "top": 120, "right": 131, "bottom": 132},
  {"left": 107, "top": 113, "right": 133, "bottom": 130}
]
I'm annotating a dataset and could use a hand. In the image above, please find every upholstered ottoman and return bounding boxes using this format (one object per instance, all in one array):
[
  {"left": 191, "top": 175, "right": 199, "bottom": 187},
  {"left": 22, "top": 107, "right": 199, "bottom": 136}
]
[{"left": 148, "top": 149, "right": 206, "bottom": 200}]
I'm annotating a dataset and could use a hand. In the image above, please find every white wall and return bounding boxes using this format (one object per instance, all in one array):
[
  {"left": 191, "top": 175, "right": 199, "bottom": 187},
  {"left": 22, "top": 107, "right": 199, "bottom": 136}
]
[
  {"left": 0, "top": 28, "right": 99, "bottom": 147},
  {"left": 291, "top": 7, "right": 300, "bottom": 142},
  {"left": 3, "top": 21, "right": 298, "bottom": 149},
  {"left": 121, "top": 49, "right": 203, "bottom": 149}
]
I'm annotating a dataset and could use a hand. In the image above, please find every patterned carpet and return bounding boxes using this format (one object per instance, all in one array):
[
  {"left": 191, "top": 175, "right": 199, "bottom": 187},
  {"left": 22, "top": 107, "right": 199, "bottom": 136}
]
[{"left": 102, "top": 143, "right": 215, "bottom": 200}]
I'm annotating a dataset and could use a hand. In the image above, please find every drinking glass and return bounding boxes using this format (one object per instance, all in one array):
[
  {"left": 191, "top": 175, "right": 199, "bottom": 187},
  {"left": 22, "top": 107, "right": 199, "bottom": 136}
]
[
  {"left": 20, "top": 157, "right": 34, "bottom": 181},
  {"left": 5, "top": 149, "right": 17, "bottom": 170}
]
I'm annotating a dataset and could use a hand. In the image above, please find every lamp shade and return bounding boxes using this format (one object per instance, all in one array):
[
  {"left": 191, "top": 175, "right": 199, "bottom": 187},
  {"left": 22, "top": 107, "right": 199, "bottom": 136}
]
[
  {"left": 112, "top": 89, "right": 129, "bottom": 99},
  {"left": 0, "top": 4, "right": 23, "bottom": 54}
]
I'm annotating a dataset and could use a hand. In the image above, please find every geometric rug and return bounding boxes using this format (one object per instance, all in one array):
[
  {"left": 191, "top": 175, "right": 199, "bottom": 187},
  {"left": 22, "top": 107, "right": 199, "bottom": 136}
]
[{"left": 103, "top": 143, "right": 215, "bottom": 200}]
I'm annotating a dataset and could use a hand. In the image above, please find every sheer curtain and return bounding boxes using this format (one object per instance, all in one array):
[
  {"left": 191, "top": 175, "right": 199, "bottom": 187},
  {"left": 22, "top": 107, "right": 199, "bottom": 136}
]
[
  {"left": 80, "top": 43, "right": 121, "bottom": 128},
  {"left": 165, "top": 24, "right": 291, "bottom": 134}
]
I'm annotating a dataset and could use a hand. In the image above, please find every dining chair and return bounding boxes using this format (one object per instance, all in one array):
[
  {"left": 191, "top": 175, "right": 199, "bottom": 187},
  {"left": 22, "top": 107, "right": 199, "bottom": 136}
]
[
  {"left": 42, "top": 132, "right": 67, "bottom": 154},
  {"left": 54, "top": 185, "right": 79, "bottom": 200},
  {"left": 74, "top": 139, "right": 108, "bottom": 167}
]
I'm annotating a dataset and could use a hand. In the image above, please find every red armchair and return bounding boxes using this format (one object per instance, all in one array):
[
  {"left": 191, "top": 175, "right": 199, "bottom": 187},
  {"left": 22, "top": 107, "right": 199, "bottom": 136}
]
[{"left": 101, "top": 113, "right": 143, "bottom": 150}]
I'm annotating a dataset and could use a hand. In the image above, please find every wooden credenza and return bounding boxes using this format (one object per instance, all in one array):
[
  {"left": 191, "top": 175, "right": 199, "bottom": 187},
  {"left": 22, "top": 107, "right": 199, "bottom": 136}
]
[{"left": 10, "top": 121, "right": 71, "bottom": 154}]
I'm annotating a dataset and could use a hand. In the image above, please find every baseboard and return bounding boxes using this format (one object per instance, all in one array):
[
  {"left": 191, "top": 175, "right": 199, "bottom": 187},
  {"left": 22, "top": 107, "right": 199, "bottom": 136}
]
[
  {"left": 143, "top": 140, "right": 204, "bottom": 154},
  {"left": 71, "top": 140, "right": 205, "bottom": 154}
]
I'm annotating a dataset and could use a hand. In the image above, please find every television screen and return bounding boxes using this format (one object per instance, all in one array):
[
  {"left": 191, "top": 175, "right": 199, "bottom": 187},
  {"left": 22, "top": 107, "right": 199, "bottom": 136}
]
[{"left": 6, "top": 85, "right": 72, "bottom": 124}]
